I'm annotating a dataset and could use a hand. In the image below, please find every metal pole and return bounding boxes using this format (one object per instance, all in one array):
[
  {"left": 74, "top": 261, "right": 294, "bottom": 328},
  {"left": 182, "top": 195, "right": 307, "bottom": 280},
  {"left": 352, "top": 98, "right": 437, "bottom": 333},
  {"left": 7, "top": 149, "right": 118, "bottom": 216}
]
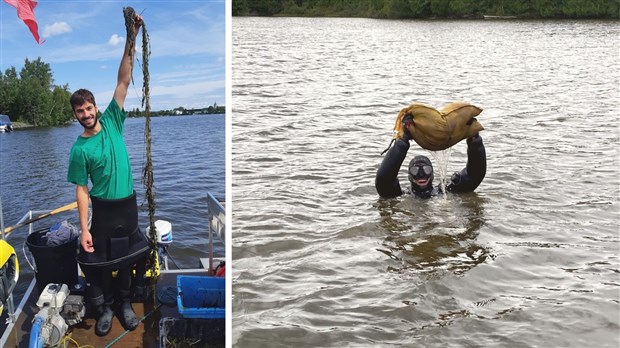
[{"left": 1, "top": 196, "right": 5, "bottom": 239}]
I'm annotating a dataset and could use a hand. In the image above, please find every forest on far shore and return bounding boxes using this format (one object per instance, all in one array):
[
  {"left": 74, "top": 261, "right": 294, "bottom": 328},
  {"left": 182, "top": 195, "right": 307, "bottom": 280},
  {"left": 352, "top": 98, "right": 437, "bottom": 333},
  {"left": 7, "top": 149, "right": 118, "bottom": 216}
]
[{"left": 232, "top": 0, "right": 620, "bottom": 19}]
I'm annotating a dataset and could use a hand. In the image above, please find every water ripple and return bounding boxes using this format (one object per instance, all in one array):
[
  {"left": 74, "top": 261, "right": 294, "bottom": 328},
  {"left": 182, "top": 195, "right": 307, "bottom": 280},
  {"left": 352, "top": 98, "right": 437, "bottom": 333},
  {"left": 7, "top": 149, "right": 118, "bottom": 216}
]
[{"left": 232, "top": 17, "right": 619, "bottom": 348}]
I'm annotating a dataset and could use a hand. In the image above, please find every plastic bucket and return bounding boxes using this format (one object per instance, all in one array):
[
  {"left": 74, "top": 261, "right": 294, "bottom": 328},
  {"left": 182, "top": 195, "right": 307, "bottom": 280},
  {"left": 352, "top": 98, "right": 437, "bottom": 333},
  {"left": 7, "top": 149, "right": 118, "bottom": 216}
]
[{"left": 26, "top": 230, "right": 78, "bottom": 294}]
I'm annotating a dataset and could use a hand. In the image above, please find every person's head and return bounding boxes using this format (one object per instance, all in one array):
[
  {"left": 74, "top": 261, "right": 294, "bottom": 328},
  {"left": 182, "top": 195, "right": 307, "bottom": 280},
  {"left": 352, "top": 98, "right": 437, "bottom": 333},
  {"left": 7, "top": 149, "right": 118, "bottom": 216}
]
[
  {"left": 70, "top": 89, "right": 99, "bottom": 130},
  {"left": 408, "top": 155, "right": 434, "bottom": 192}
]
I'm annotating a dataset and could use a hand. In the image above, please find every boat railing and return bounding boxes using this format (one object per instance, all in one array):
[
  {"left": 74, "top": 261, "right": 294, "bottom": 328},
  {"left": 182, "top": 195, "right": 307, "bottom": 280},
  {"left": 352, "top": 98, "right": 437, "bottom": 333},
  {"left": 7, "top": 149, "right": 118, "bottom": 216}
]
[
  {"left": 0, "top": 200, "right": 66, "bottom": 327},
  {"left": 207, "top": 192, "right": 225, "bottom": 275},
  {"left": 0, "top": 194, "right": 225, "bottom": 332}
]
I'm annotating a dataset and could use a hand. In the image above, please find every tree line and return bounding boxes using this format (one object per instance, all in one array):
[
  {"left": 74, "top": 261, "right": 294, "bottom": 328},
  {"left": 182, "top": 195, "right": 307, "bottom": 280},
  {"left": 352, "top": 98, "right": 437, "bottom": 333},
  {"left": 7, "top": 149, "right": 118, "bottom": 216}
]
[
  {"left": 233, "top": 0, "right": 619, "bottom": 19},
  {"left": 0, "top": 58, "right": 73, "bottom": 127},
  {"left": 0, "top": 57, "right": 225, "bottom": 128},
  {"left": 126, "top": 103, "right": 226, "bottom": 118}
]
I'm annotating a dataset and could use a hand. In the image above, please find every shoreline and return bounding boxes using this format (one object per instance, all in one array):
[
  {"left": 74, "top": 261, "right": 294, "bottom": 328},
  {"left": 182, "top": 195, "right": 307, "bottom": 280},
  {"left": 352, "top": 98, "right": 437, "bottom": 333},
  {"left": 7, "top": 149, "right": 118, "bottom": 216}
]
[
  {"left": 234, "top": 14, "right": 620, "bottom": 20},
  {"left": 9, "top": 113, "right": 225, "bottom": 129},
  {"left": 11, "top": 122, "right": 34, "bottom": 129}
]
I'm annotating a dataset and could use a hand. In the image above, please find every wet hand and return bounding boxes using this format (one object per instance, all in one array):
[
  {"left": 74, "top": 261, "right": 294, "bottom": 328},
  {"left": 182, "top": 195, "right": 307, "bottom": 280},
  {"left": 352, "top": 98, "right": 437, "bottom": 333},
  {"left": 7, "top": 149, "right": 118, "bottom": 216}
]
[
  {"left": 81, "top": 230, "right": 95, "bottom": 253},
  {"left": 133, "top": 14, "right": 143, "bottom": 33},
  {"left": 401, "top": 114, "right": 413, "bottom": 141}
]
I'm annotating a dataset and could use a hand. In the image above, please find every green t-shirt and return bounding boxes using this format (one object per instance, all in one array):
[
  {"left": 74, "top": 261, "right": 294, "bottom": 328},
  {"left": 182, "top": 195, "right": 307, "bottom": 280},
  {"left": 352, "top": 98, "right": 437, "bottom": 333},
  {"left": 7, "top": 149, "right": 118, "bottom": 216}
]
[{"left": 67, "top": 99, "right": 133, "bottom": 199}]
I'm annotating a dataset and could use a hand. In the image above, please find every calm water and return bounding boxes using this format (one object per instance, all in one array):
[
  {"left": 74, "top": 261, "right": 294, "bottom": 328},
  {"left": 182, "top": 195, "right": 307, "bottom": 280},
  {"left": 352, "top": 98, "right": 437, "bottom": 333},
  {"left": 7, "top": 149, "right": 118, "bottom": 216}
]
[
  {"left": 232, "top": 17, "right": 619, "bottom": 347},
  {"left": 0, "top": 114, "right": 225, "bottom": 305}
]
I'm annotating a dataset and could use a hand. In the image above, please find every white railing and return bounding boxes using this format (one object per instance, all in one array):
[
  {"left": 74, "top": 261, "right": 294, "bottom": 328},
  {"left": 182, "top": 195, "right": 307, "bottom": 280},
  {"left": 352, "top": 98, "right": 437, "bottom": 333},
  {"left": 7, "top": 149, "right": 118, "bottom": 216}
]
[
  {"left": 0, "top": 192, "right": 225, "bottom": 340},
  {"left": 207, "top": 192, "right": 225, "bottom": 275},
  {"left": 0, "top": 200, "right": 61, "bottom": 329}
]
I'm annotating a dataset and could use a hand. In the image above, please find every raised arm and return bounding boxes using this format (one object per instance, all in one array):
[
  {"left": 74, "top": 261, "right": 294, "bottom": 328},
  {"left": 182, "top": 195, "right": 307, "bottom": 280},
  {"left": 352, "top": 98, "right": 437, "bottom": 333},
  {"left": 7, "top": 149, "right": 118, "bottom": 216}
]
[
  {"left": 113, "top": 14, "right": 142, "bottom": 110},
  {"left": 376, "top": 138, "right": 410, "bottom": 198},
  {"left": 447, "top": 135, "right": 487, "bottom": 193}
]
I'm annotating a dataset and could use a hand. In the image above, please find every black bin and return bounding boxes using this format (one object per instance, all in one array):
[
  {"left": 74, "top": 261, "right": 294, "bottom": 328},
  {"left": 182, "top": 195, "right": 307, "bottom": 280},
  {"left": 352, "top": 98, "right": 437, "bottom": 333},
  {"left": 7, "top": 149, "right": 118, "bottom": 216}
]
[{"left": 26, "top": 230, "right": 79, "bottom": 294}]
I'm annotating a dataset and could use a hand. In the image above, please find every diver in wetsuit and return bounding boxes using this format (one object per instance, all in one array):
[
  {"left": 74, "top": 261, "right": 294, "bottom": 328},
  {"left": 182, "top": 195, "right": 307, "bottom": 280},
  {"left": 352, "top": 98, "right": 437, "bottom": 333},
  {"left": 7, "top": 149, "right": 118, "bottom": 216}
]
[
  {"left": 67, "top": 12, "right": 148, "bottom": 336},
  {"left": 376, "top": 114, "right": 487, "bottom": 198}
]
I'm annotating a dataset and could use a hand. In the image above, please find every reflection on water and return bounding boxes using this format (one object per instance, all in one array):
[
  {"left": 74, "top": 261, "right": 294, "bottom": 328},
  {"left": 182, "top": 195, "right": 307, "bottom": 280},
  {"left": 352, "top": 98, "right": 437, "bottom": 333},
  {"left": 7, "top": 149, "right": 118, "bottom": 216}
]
[{"left": 376, "top": 194, "right": 492, "bottom": 277}]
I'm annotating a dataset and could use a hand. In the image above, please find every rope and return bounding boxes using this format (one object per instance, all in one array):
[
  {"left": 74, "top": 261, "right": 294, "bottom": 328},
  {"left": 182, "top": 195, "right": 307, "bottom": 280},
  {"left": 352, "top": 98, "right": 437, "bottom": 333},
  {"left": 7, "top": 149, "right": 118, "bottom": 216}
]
[
  {"left": 61, "top": 333, "right": 95, "bottom": 348},
  {"left": 392, "top": 106, "right": 410, "bottom": 140},
  {"left": 164, "top": 249, "right": 182, "bottom": 270},
  {"left": 381, "top": 106, "right": 411, "bottom": 155}
]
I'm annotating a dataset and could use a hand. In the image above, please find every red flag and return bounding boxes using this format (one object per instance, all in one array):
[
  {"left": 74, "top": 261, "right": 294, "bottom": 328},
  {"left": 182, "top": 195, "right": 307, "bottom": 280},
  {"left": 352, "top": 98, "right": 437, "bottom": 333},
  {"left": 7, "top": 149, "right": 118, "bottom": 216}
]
[{"left": 3, "top": 0, "right": 44, "bottom": 44}]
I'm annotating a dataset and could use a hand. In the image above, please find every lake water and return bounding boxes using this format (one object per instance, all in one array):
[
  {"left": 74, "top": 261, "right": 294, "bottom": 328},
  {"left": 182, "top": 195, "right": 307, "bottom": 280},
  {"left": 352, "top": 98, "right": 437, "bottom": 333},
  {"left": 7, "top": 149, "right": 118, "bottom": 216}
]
[
  {"left": 0, "top": 114, "right": 225, "bottom": 306},
  {"left": 232, "top": 17, "right": 619, "bottom": 347}
]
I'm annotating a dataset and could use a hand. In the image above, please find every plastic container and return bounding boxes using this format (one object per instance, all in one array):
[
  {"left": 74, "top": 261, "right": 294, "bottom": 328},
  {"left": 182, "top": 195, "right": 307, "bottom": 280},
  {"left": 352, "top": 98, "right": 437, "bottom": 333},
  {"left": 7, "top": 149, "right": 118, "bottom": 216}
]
[
  {"left": 159, "top": 317, "right": 225, "bottom": 348},
  {"left": 26, "top": 229, "right": 78, "bottom": 294},
  {"left": 177, "top": 275, "right": 225, "bottom": 319}
]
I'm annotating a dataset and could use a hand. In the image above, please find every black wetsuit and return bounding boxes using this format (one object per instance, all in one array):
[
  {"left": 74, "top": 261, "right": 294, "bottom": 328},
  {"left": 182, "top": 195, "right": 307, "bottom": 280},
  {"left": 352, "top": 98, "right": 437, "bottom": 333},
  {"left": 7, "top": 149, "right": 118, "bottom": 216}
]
[{"left": 375, "top": 136, "right": 487, "bottom": 198}]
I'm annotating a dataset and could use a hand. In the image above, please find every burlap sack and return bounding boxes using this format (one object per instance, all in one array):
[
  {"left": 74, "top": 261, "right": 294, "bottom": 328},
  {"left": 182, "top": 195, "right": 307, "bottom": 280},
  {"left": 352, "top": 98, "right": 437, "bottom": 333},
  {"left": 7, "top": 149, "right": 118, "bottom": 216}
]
[{"left": 393, "top": 102, "right": 484, "bottom": 151}]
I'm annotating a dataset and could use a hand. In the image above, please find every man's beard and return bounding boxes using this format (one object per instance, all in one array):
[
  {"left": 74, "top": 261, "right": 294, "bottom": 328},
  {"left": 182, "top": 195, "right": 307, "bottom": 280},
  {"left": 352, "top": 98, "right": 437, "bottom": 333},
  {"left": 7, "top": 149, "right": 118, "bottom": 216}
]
[{"left": 78, "top": 114, "right": 98, "bottom": 129}]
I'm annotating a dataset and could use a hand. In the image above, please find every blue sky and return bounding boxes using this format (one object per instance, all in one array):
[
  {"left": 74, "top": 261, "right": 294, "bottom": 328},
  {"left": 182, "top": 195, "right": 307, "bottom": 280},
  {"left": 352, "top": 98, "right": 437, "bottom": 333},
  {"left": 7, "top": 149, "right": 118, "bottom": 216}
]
[{"left": 0, "top": 0, "right": 226, "bottom": 111}]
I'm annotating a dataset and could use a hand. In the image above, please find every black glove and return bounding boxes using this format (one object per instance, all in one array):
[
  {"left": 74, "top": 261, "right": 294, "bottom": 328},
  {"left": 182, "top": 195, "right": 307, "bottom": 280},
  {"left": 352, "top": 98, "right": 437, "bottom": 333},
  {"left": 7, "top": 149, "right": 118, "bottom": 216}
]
[
  {"left": 401, "top": 114, "right": 413, "bottom": 141},
  {"left": 467, "top": 133, "right": 481, "bottom": 145}
]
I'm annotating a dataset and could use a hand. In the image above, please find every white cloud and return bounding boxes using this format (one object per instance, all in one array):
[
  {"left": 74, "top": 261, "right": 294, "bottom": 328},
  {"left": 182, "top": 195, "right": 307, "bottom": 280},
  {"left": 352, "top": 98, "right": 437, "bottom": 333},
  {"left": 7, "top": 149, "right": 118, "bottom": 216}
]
[
  {"left": 108, "top": 34, "right": 124, "bottom": 46},
  {"left": 45, "top": 42, "right": 123, "bottom": 62},
  {"left": 107, "top": 78, "right": 226, "bottom": 111},
  {"left": 42, "top": 22, "right": 72, "bottom": 38},
  {"left": 147, "top": 25, "right": 225, "bottom": 58}
]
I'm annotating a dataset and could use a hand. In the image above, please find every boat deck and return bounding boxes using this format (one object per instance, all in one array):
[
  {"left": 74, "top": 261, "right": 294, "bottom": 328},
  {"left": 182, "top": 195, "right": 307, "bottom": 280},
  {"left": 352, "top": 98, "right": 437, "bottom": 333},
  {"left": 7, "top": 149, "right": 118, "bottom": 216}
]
[{"left": 2, "top": 269, "right": 225, "bottom": 348}]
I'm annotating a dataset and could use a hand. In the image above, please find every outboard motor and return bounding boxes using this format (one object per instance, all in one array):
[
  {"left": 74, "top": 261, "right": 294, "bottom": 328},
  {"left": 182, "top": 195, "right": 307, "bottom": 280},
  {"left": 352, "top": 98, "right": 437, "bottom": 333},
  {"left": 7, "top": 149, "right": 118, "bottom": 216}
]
[
  {"left": 146, "top": 220, "right": 173, "bottom": 269},
  {"left": 29, "top": 283, "right": 85, "bottom": 348}
]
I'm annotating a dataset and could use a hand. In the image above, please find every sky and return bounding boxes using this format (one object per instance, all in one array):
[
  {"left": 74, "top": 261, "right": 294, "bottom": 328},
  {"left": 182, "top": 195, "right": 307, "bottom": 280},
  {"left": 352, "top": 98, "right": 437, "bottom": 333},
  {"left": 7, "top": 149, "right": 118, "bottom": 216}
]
[{"left": 0, "top": 0, "right": 226, "bottom": 112}]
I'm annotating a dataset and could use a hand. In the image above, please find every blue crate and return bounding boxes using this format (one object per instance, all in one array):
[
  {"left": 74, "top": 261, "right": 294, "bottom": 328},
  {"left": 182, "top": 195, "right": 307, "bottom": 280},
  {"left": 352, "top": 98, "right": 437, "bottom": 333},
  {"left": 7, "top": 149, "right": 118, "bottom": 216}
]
[{"left": 176, "top": 275, "right": 225, "bottom": 319}]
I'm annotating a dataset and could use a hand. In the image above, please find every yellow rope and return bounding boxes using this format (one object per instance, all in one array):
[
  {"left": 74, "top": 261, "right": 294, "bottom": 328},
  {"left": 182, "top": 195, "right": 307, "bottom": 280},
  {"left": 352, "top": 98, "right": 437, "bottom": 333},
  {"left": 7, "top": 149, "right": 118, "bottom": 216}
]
[
  {"left": 392, "top": 106, "right": 410, "bottom": 140},
  {"left": 61, "top": 332, "right": 95, "bottom": 348}
]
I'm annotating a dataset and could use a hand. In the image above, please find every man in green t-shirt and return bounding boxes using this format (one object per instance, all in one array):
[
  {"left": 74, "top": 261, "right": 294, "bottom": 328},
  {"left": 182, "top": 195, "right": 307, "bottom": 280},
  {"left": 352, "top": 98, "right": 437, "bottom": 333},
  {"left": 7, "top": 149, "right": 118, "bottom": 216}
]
[{"left": 67, "top": 12, "right": 148, "bottom": 337}]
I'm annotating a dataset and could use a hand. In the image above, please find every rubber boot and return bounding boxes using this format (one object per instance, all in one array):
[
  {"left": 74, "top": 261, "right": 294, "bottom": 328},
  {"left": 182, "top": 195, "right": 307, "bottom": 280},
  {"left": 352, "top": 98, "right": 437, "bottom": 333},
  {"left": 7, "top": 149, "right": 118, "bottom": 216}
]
[
  {"left": 133, "top": 285, "right": 147, "bottom": 302},
  {"left": 120, "top": 301, "right": 139, "bottom": 331},
  {"left": 95, "top": 305, "right": 114, "bottom": 336}
]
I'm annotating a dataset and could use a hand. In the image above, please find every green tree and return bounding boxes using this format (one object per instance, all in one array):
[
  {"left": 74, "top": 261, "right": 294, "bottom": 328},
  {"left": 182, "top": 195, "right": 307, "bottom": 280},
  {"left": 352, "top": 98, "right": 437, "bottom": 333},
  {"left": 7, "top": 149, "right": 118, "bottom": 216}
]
[
  {"left": 386, "top": 0, "right": 414, "bottom": 18},
  {"left": 531, "top": 0, "right": 563, "bottom": 17},
  {"left": 562, "top": 0, "right": 616, "bottom": 17},
  {"left": 431, "top": 0, "right": 451, "bottom": 16},
  {"left": 233, "top": 0, "right": 249, "bottom": 15},
  {"left": 232, "top": 0, "right": 619, "bottom": 17},
  {"left": 19, "top": 57, "right": 53, "bottom": 90},
  {"left": 0, "top": 57, "right": 72, "bottom": 126},
  {"left": 18, "top": 57, "right": 54, "bottom": 126},
  {"left": 450, "top": 0, "right": 478, "bottom": 16},
  {"left": 410, "top": 0, "right": 432, "bottom": 17},
  {"left": 49, "top": 84, "right": 73, "bottom": 125},
  {"left": 252, "top": 0, "right": 284, "bottom": 15},
  {"left": 0, "top": 67, "right": 20, "bottom": 117},
  {"left": 16, "top": 78, "right": 51, "bottom": 126}
]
